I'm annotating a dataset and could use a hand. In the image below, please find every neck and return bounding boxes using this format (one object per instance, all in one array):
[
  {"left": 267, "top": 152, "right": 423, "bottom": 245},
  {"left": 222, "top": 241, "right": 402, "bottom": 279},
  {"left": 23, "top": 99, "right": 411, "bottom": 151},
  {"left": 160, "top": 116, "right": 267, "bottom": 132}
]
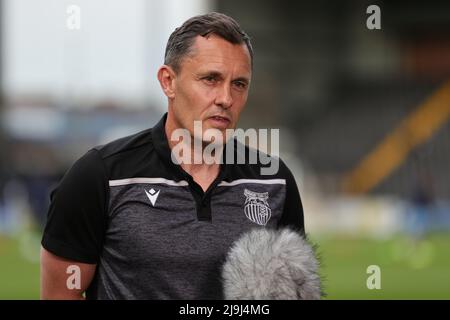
[{"left": 165, "top": 118, "right": 222, "bottom": 178}]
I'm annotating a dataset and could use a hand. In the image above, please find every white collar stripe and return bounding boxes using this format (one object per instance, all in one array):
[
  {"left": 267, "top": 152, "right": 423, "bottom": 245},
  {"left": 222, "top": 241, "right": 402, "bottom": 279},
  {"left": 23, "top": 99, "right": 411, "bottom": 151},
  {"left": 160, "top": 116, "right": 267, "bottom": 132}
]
[
  {"left": 109, "top": 178, "right": 189, "bottom": 187},
  {"left": 218, "top": 179, "right": 286, "bottom": 186}
]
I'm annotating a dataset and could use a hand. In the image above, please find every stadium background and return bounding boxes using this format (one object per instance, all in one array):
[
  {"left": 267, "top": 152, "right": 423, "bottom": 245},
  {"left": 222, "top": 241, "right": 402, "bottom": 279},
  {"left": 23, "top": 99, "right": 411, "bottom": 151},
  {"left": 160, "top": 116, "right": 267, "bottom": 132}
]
[{"left": 0, "top": 0, "right": 449, "bottom": 299}]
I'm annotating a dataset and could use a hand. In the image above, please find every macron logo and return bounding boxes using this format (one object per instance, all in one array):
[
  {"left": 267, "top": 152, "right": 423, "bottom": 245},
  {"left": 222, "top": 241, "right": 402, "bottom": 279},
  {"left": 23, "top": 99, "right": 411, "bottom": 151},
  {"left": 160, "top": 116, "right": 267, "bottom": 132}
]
[{"left": 145, "top": 188, "right": 160, "bottom": 206}]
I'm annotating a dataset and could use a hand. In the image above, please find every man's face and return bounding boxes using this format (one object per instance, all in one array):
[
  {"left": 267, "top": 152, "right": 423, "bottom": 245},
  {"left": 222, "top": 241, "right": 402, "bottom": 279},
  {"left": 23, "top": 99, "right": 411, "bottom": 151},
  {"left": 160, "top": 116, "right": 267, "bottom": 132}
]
[{"left": 164, "top": 34, "right": 252, "bottom": 143}]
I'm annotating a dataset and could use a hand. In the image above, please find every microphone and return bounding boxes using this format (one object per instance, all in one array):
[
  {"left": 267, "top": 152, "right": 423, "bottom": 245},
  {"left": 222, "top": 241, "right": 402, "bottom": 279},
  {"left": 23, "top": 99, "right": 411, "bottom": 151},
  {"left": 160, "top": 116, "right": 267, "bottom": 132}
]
[{"left": 222, "top": 227, "right": 322, "bottom": 300}]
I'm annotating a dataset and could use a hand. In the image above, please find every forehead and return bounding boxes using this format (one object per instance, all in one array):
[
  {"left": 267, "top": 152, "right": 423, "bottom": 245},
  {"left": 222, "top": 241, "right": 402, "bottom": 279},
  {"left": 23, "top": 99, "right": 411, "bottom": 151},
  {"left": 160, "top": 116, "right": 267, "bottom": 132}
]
[{"left": 182, "top": 35, "right": 252, "bottom": 75}]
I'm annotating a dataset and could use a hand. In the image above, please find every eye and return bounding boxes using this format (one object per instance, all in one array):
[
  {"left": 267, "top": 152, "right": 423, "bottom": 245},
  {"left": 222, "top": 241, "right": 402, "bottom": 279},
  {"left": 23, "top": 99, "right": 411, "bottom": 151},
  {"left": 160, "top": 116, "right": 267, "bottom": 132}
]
[
  {"left": 203, "top": 75, "right": 218, "bottom": 84},
  {"left": 233, "top": 81, "right": 247, "bottom": 90}
]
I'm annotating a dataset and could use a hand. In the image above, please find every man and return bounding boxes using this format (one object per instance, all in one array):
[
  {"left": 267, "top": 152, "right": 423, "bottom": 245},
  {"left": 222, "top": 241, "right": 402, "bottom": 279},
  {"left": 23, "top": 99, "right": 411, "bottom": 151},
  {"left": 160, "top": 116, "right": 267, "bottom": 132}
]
[{"left": 40, "top": 12, "right": 305, "bottom": 300}]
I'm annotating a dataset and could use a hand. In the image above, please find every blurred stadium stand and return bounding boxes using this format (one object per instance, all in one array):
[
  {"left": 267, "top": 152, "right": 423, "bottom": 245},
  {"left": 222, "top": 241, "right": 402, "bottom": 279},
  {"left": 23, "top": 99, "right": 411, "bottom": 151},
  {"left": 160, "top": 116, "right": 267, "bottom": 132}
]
[{"left": 218, "top": 0, "right": 450, "bottom": 198}]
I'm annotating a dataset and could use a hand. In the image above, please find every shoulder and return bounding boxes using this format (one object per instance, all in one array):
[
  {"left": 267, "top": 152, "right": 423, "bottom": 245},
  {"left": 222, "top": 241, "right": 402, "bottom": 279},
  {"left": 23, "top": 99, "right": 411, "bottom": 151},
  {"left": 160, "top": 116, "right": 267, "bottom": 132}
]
[
  {"left": 61, "top": 128, "right": 155, "bottom": 186},
  {"left": 225, "top": 139, "right": 294, "bottom": 182},
  {"left": 93, "top": 128, "right": 154, "bottom": 161}
]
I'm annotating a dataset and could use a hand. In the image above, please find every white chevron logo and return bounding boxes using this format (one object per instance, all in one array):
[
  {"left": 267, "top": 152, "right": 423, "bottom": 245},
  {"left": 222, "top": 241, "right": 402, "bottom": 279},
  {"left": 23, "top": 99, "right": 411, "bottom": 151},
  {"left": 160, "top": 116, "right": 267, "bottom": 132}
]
[{"left": 144, "top": 188, "right": 160, "bottom": 206}]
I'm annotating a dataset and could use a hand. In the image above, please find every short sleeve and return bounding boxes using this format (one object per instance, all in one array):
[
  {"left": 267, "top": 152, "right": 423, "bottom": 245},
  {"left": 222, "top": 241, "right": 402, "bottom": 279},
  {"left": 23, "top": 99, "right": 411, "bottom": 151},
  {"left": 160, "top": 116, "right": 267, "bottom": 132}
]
[
  {"left": 277, "top": 160, "right": 305, "bottom": 235},
  {"left": 41, "top": 149, "right": 109, "bottom": 264}
]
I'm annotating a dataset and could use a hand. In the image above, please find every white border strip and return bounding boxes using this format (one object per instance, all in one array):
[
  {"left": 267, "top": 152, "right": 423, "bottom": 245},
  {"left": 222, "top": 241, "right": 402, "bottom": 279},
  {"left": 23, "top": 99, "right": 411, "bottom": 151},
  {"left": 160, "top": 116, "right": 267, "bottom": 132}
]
[
  {"left": 109, "top": 178, "right": 189, "bottom": 187},
  {"left": 218, "top": 179, "right": 286, "bottom": 187}
]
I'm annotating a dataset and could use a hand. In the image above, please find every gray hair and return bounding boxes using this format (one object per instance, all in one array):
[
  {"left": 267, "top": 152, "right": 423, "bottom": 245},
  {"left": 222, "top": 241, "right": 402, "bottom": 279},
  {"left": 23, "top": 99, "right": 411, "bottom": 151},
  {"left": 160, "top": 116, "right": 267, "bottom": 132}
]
[{"left": 164, "top": 12, "right": 253, "bottom": 73}]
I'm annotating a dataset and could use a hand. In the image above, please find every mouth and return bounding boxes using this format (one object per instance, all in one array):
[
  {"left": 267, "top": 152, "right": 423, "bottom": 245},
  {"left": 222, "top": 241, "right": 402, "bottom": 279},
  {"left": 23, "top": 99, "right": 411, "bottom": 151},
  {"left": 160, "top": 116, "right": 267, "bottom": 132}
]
[{"left": 207, "top": 115, "right": 231, "bottom": 128}]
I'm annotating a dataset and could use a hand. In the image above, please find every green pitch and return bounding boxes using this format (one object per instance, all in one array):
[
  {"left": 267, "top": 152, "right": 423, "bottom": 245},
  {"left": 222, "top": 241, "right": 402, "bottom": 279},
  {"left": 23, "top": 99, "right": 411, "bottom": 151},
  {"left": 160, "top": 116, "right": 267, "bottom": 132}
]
[
  {"left": 1, "top": 231, "right": 449, "bottom": 299},
  {"left": 313, "top": 233, "right": 450, "bottom": 299},
  {"left": 0, "top": 231, "right": 41, "bottom": 299}
]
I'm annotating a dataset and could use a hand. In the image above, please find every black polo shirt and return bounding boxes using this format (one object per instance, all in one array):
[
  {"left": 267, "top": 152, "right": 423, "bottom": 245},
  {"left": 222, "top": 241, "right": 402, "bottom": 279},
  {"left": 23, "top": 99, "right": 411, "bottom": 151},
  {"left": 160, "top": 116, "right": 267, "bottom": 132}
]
[{"left": 41, "top": 112, "right": 305, "bottom": 299}]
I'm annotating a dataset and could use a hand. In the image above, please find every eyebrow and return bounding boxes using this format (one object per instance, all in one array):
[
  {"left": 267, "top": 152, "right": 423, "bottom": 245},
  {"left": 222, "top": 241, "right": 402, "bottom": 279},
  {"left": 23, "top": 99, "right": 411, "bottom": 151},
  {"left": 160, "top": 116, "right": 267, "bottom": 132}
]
[{"left": 197, "top": 70, "right": 250, "bottom": 84}]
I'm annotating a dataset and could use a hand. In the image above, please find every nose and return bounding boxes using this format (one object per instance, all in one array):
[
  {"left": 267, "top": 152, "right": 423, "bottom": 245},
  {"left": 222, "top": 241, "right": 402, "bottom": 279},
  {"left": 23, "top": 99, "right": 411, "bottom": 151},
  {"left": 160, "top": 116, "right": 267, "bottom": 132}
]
[{"left": 215, "top": 83, "right": 233, "bottom": 109}]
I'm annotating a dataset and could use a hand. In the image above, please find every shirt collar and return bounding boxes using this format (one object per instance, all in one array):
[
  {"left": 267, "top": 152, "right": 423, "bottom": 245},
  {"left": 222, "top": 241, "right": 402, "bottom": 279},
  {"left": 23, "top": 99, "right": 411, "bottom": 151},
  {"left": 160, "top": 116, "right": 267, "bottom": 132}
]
[{"left": 151, "top": 112, "right": 173, "bottom": 165}]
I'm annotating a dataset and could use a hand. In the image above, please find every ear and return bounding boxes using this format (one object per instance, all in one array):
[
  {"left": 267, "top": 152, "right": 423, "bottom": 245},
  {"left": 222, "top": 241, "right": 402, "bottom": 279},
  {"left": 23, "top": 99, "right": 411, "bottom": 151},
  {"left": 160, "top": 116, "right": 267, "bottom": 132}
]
[{"left": 157, "top": 65, "right": 176, "bottom": 99}]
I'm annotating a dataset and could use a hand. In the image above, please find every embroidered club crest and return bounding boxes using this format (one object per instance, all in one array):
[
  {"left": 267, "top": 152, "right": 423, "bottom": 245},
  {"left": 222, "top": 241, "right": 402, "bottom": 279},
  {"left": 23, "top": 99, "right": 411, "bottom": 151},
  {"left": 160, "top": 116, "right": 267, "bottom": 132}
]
[{"left": 243, "top": 189, "right": 272, "bottom": 226}]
